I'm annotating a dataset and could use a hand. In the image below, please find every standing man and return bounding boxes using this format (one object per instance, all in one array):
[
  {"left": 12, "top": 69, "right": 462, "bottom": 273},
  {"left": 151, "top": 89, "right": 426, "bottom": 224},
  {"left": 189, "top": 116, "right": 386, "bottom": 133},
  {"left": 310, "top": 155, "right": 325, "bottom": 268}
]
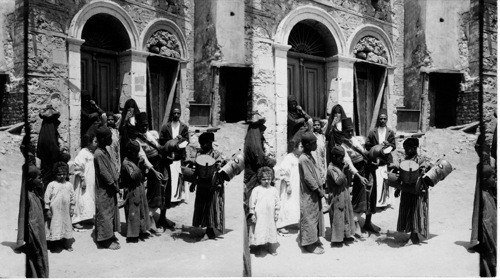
[
  {"left": 298, "top": 131, "right": 325, "bottom": 254},
  {"left": 94, "top": 126, "right": 121, "bottom": 250},
  {"left": 366, "top": 111, "right": 396, "bottom": 208},
  {"left": 159, "top": 103, "right": 190, "bottom": 228}
]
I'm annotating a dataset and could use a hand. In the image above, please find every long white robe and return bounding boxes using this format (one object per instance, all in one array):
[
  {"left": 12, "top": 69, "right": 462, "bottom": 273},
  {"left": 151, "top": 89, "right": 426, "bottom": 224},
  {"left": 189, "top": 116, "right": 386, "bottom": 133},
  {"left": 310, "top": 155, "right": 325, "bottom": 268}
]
[
  {"left": 375, "top": 127, "right": 393, "bottom": 207},
  {"left": 274, "top": 153, "right": 301, "bottom": 229},
  {"left": 249, "top": 185, "right": 279, "bottom": 245},
  {"left": 72, "top": 148, "right": 96, "bottom": 224},
  {"left": 170, "top": 122, "right": 189, "bottom": 203}
]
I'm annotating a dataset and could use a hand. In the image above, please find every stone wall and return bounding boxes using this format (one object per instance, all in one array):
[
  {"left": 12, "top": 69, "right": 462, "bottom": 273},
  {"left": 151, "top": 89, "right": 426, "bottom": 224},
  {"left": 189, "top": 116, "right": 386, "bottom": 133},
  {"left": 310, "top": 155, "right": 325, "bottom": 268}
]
[
  {"left": 404, "top": 0, "right": 478, "bottom": 130},
  {"left": 11, "top": 0, "right": 194, "bottom": 155},
  {"left": 243, "top": 0, "right": 404, "bottom": 159},
  {"left": 469, "top": 0, "right": 497, "bottom": 150},
  {"left": 0, "top": 1, "right": 21, "bottom": 126},
  {"left": 194, "top": 0, "right": 218, "bottom": 105}
]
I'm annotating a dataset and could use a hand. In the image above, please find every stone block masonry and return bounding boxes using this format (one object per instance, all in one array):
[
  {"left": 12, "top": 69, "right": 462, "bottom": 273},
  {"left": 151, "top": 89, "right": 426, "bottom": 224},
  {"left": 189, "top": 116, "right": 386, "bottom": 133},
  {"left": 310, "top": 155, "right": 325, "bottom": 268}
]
[{"left": 10, "top": 0, "right": 195, "bottom": 157}]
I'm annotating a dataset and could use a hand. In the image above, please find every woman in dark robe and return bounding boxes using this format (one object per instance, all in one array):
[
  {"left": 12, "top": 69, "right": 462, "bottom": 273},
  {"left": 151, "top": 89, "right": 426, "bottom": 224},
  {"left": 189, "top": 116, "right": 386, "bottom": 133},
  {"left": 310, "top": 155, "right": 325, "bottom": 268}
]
[
  {"left": 287, "top": 95, "right": 311, "bottom": 151},
  {"left": 118, "top": 98, "right": 141, "bottom": 160},
  {"left": 243, "top": 114, "right": 275, "bottom": 219},
  {"left": 325, "top": 104, "right": 347, "bottom": 164},
  {"left": 94, "top": 126, "right": 121, "bottom": 250},
  {"left": 37, "top": 105, "right": 61, "bottom": 190},
  {"left": 25, "top": 165, "right": 49, "bottom": 278}
]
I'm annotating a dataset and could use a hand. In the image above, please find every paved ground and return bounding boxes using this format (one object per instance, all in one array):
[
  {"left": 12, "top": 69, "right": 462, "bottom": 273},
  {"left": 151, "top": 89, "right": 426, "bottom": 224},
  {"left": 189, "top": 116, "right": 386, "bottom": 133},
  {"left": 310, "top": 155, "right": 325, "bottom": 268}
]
[
  {"left": 250, "top": 128, "right": 481, "bottom": 277},
  {"left": 0, "top": 123, "right": 246, "bottom": 278}
]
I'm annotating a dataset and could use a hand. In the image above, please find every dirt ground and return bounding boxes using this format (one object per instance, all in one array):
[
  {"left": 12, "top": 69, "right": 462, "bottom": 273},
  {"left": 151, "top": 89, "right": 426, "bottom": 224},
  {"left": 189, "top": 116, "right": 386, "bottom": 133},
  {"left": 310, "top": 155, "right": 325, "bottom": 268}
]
[
  {"left": 251, "top": 128, "right": 482, "bottom": 277},
  {"left": 0, "top": 122, "right": 247, "bottom": 278}
]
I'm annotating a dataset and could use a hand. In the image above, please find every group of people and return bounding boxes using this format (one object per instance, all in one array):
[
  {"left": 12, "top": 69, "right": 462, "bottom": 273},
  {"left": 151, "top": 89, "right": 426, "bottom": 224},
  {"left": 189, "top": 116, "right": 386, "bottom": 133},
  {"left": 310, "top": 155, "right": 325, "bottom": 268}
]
[
  {"left": 244, "top": 95, "right": 434, "bottom": 257},
  {"left": 17, "top": 95, "right": 229, "bottom": 277}
]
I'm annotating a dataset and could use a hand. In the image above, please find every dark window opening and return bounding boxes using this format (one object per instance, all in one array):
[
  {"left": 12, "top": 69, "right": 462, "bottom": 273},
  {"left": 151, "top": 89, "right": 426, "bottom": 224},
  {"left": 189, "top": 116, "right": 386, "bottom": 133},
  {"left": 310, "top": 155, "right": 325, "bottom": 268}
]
[
  {"left": 428, "top": 73, "right": 462, "bottom": 128},
  {"left": 219, "top": 67, "right": 252, "bottom": 123}
]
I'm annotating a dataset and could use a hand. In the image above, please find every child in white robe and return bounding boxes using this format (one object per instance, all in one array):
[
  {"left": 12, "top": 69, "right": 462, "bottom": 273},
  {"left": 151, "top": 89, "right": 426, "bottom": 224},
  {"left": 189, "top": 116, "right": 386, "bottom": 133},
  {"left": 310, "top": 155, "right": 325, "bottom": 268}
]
[
  {"left": 45, "top": 162, "right": 75, "bottom": 251},
  {"left": 249, "top": 167, "right": 280, "bottom": 256},
  {"left": 72, "top": 132, "right": 97, "bottom": 229},
  {"left": 274, "top": 139, "right": 302, "bottom": 234}
]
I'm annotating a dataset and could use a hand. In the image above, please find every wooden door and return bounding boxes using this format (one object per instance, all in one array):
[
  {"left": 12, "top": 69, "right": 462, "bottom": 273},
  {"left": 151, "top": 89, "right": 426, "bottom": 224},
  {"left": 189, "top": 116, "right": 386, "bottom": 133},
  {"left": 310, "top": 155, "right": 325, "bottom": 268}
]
[
  {"left": 81, "top": 51, "right": 118, "bottom": 113},
  {"left": 147, "top": 57, "right": 179, "bottom": 131},
  {"left": 355, "top": 63, "right": 384, "bottom": 136},
  {"left": 287, "top": 56, "right": 326, "bottom": 119}
]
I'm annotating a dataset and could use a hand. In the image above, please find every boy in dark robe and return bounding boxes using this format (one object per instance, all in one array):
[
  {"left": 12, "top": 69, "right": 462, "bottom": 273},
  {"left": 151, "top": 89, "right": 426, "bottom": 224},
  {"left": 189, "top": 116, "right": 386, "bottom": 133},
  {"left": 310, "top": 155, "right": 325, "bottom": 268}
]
[
  {"left": 94, "top": 126, "right": 121, "bottom": 250},
  {"left": 298, "top": 131, "right": 325, "bottom": 254},
  {"left": 325, "top": 145, "right": 356, "bottom": 247},
  {"left": 190, "top": 132, "right": 226, "bottom": 239},
  {"left": 121, "top": 141, "right": 151, "bottom": 242},
  {"left": 393, "top": 137, "right": 432, "bottom": 246}
]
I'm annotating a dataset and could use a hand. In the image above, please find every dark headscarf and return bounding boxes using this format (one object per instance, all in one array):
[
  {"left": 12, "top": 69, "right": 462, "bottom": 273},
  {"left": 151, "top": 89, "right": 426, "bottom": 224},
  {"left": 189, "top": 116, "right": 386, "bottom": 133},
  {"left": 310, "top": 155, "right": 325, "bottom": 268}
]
[
  {"left": 199, "top": 132, "right": 215, "bottom": 144},
  {"left": 326, "top": 104, "right": 347, "bottom": 145},
  {"left": 119, "top": 98, "right": 140, "bottom": 131},
  {"left": 403, "top": 137, "right": 419, "bottom": 148}
]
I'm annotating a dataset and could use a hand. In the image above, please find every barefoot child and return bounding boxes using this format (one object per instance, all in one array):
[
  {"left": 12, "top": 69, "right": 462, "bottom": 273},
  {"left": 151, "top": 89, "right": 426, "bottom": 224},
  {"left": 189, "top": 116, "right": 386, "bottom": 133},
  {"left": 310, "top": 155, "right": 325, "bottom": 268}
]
[
  {"left": 248, "top": 166, "right": 280, "bottom": 256},
  {"left": 45, "top": 162, "right": 75, "bottom": 251}
]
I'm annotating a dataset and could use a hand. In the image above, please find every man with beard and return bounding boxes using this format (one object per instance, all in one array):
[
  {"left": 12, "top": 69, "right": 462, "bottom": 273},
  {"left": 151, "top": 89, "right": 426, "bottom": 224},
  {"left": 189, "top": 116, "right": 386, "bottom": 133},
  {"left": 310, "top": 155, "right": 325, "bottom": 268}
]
[{"left": 94, "top": 126, "right": 121, "bottom": 250}]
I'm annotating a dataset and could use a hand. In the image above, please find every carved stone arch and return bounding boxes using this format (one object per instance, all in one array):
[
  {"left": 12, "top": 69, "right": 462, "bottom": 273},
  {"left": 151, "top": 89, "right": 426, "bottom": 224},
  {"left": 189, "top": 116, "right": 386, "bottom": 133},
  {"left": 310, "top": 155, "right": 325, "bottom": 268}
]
[
  {"left": 347, "top": 24, "right": 394, "bottom": 65},
  {"left": 274, "top": 5, "right": 346, "bottom": 55},
  {"left": 68, "top": 0, "right": 140, "bottom": 49},
  {"left": 140, "top": 18, "right": 188, "bottom": 59}
]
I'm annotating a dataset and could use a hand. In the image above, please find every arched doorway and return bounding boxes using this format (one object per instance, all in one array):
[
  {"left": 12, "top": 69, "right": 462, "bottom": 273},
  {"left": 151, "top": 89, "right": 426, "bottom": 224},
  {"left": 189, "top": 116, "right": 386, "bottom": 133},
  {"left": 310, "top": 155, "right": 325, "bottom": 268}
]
[
  {"left": 287, "top": 20, "right": 338, "bottom": 119},
  {"left": 81, "top": 13, "right": 131, "bottom": 114}
]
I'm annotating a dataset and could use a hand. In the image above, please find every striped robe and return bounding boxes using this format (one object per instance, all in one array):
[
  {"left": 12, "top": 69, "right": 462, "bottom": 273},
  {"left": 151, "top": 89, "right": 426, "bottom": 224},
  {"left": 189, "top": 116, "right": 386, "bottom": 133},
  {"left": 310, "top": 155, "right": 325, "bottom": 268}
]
[{"left": 396, "top": 154, "right": 432, "bottom": 238}]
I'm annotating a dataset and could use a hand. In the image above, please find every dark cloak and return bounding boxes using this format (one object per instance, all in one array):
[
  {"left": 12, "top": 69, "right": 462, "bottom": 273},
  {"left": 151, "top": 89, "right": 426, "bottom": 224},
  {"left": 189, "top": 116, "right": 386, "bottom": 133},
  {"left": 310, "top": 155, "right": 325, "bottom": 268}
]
[
  {"left": 121, "top": 158, "right": 150, "bottom": 238},
  {"left": 26, "top": 188, "right": 49, "bottom": 278},
  {"left": 37, "top": 111, "right": 61, "bottom": 188},
  {"left": 94, "top": 147, "right": 120, "bottom": 242}
]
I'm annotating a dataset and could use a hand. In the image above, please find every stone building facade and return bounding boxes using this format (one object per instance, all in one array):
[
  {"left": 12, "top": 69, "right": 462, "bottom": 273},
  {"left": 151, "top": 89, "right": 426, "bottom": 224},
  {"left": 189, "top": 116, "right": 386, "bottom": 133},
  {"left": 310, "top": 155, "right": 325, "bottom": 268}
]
[
  {"left": 7, "top": 0, "right": 194, "bottom": 157},
  {"left": 403, "top": 0, "right": 497, "bottom": 141},
  {"left": 195, "top": 0, "right": 405, "bottom": 161}
]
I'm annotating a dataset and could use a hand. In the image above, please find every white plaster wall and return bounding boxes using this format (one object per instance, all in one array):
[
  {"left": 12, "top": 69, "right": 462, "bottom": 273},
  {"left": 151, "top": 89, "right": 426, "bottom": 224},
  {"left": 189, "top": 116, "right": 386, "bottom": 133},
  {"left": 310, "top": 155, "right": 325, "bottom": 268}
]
[
  {"left": 424, "top": 0, "right": 469, "bottom": 70},
  {"left": 216, "top": 0, "right": 246, "bottom": 64}
]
